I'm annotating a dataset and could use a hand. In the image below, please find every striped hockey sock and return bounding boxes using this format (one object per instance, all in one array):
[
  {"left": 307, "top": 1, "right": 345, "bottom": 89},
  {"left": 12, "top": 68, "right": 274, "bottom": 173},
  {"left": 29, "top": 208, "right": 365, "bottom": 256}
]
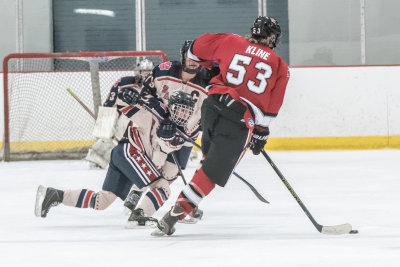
[{"left": 177, "top": 168, "right": 215, "bottom": 219}]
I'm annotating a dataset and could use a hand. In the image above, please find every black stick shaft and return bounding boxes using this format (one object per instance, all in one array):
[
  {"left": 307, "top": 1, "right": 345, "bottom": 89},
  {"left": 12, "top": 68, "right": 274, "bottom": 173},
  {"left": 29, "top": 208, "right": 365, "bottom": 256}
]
[
  {"left": 171, "top": 152, "right": 187, "bottom": 185},
  {"left": 261, "top": 150, "right": 322, "bottom": 231}
]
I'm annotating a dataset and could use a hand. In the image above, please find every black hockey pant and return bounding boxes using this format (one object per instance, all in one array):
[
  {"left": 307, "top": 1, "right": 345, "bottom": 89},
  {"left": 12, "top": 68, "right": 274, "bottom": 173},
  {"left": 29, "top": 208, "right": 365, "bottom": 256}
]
[{"left": 200, "top": 94, "right": 251, "bottom": 187}]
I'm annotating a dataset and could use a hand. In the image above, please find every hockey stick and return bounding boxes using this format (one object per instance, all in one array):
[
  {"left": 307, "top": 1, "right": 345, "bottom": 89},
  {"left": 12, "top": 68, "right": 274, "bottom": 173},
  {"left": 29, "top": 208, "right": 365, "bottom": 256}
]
[
  {"left": 67, "top": 88, "right": 96, "bottom": 119},
  {"left": 66, "top": 88, "right": 189, "bottom": 186},
  {"left": 171, "top": 152, "right": 187, "bottom": 185},
  {"left": 140, "top": 103, "right": 269, "bottom": 204},
  {"left": 260, "top": 150, "right": 358, "bottom": 235}
]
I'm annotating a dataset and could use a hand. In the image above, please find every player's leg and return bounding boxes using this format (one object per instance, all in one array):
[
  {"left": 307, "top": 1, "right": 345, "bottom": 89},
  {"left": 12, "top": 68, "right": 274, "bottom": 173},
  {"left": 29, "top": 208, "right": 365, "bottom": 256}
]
[
  {"left": 154, "top": 95, "right": 250, "bottom": 235},
  {"left": 153, "top": 168, "right": 215, "bottom": 236},
  {"left": 35, "top": 144, "right": 137, "bottom": 218},
  {"left": 127, "top": 160, "right": 177, "bottom": 228},
  {"left": 127, "top": 179, "right": 170, "bottom": 228},
  {"left": 123, "top": 185, "right": 144, "bottom": 212},
  {"left": 111, "top": 142, "right": 161, "bottom": 188}
]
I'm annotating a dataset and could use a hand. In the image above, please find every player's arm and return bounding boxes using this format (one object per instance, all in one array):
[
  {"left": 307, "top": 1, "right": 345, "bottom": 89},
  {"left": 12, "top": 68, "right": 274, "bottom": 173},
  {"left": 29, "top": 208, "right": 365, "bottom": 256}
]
[
  {"left": 188, "top": 33, "right": 231, "bottom": 63},
  {"left": 93, "top": 76, "right": 141, "bottom": 141},
  {"left": 103, "top": 79, "right": 121, "bottom": 108},
  {"left": 266, "top": 62, "right": 290, "bottom": 115},
  {"left": 141, "top": 69, "right": 157, "bottom": 97},
  {"left": 120, "top": 81, "right": 168, "bottom": 120},
  {"left": 248, "top": 63, "right": 290, "bottom": 155}
]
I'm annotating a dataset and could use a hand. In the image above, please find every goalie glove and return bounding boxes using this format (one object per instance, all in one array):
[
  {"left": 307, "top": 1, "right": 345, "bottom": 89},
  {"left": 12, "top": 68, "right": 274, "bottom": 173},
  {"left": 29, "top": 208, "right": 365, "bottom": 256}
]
[
  {"left": 122, "top": 87, "right": 141, "bottom": 105},
  {"left": 249, "top": 125, "right": 269, "bottom": 155},
  {"left": 156, "top": 119, "right": 177, "bottom": 141}
]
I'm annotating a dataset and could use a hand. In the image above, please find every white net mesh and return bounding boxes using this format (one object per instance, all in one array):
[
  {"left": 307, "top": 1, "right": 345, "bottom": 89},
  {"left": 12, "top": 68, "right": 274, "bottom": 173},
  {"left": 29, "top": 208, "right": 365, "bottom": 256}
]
[{"left": 2, "top": 51, "right": 167, "bottom": 161}]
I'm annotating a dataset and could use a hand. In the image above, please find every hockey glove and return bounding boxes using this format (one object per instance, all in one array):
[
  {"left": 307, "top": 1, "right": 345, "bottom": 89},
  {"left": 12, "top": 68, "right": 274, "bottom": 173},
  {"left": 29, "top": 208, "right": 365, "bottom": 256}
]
[
  {"left": 122, "top": 87, "right": 141, "bottom": 105},
  {"left": 249, "top": 125, "right": 269, "bottom": 155},
  {"left": 156, "top": 119, "right": 177, "bottom": 141}
]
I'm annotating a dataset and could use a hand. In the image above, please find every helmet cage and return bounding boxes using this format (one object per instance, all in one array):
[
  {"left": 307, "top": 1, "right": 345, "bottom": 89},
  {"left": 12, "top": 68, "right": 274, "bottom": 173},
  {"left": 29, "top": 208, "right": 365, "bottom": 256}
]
[{"left": 168, "top": 91, "right": 195, "bottom": 127}]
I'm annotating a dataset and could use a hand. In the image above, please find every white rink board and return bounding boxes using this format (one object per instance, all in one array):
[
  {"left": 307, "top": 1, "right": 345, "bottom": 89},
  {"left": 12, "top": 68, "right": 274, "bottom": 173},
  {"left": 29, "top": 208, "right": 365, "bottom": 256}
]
[
  {"left": 1, "top": 65, "right": 400, "bottom": 142},
  {"left": 272, "top": 65, "right": 400, "bottom": 137}
]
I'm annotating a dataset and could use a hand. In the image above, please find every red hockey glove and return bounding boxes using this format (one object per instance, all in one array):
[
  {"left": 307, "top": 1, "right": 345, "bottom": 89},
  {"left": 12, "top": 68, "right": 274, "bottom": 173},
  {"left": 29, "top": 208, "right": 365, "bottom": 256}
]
[{"left": 249, "top": 125, "right": 269, "bottom": 155}]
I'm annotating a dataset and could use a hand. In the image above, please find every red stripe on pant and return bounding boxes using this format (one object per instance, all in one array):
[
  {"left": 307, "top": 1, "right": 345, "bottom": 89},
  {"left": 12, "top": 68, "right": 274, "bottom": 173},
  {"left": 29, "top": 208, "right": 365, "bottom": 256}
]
[{"left": 177, "top": 167, "right": 215, "bottom": 219}]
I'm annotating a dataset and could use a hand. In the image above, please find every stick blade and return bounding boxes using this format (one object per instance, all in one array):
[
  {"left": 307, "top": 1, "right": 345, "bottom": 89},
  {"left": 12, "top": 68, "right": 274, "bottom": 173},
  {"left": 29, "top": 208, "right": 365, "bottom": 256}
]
[{"left": 321, "top": 223, "right": 353, "bottom": 235}]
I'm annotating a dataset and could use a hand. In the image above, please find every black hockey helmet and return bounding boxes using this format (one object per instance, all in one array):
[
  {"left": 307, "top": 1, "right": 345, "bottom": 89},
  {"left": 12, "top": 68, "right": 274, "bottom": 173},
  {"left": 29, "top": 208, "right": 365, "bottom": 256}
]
[
  {"left": 180, "top": 40, "right": 201, "bottom": 74},
  {"left": 168, "top": 91, "right": 195, "bottom": 126},
  {"left": 250, "top": 16, "right": 281, "bottom": 48}
]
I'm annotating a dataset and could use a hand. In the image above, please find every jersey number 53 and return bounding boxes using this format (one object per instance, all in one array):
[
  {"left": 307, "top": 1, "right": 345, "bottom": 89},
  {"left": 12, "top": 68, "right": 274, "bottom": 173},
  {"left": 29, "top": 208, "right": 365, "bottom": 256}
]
[{"left": 226, "top": 54, "right": 272, "bottom": 94}]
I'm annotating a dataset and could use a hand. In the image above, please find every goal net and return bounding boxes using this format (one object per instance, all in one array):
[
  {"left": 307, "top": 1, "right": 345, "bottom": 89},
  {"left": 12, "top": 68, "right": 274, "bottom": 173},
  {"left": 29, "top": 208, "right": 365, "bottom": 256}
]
[{"left": 1, "top": 51, "right": 168, "bottom": 161}]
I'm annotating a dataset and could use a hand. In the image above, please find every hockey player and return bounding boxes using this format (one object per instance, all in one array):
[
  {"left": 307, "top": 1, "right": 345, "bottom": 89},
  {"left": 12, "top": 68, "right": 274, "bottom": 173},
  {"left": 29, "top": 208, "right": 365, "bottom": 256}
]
[
  {"left": 154, "top": 16, "right": 290, "bottom": 236},
  {"left": 136, "top": 58, "right": 154, "bottom": 78},
  {"left": 125, "top": 40, "right": 211, "bottom": 227},
  {"left": 85, "top": 58, "right": 155, "bottom": 169},
  {"left": 34, "top": 84, "right": 197, "bottom": 223}
]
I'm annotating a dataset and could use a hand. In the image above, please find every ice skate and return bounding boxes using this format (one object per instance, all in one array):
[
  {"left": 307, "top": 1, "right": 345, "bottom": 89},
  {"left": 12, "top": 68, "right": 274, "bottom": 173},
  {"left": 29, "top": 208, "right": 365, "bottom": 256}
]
[
  {"left": 126, "top": 208, "right": 158, "bottom": 228},
  {"left": 151, "top": 203, "right": 184, "bottom": 236},
  {"left": 178, "top": 207, "right": 203, "bottom": 224},
  {"left": 34, "top": 185, "right": 64, "bottom": 218},
  {"left": 124, "top": 190, "right": 143, "bottom": 212}
]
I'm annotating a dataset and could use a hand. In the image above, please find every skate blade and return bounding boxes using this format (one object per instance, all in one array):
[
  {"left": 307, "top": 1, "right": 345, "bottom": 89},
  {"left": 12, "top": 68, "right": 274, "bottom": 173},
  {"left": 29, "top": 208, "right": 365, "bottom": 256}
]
[
  {"left": 178, "top": 217, "right": 199, "bottom": 224},
  {"left": 122, "top": 207, "right": 132, "bottom": 216},
  {"left": 151, "top": 228, "right": 167, "bottom": 237},
  {"left": 125, "top": 220, "right": 157, "bottom": 229},
  {"left": 34, "top": 185, "right": 47, "bottom": 217}
]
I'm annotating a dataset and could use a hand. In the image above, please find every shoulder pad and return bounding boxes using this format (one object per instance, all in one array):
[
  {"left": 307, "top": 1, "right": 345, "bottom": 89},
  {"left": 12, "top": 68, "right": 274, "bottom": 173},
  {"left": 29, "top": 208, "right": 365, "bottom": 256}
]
[
  {"left": 153, "top": 61, "right": 181, "bottom": 79},
  {"left": 119, "top": 76, "right": 136, "bottom": 86}
]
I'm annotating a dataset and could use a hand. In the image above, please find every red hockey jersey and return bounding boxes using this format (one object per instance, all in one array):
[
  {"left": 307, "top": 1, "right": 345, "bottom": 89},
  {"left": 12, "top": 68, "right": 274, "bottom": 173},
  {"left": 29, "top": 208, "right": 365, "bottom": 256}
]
[{"left": 189, "top": 33, "right": 289, "bottom": 125}]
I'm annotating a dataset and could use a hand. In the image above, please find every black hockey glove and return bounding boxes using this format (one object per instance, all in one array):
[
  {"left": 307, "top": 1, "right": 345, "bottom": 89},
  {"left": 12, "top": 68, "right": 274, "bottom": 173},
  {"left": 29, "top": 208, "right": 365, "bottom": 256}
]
[
  {"left": 156, "top": 119, "right": 177, "bottom": 141},
  {"left": 249, "top": 125, "right": 269, "bottom": 155},
  {"left": 122, "top": 87, "right": 141, "bottom": 105}
]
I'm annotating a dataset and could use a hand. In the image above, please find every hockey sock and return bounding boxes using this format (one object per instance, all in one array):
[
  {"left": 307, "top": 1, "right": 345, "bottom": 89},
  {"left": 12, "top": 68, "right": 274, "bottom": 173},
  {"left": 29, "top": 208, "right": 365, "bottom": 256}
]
[
  {"left": 177, "top": 167, "right": 215, "bottom": 219},
  {"left": 63, "top": 189, "right": 96, "bottom": 208},
  {"left": 136, "top": 187, "right": 169, "bottom": 217}
]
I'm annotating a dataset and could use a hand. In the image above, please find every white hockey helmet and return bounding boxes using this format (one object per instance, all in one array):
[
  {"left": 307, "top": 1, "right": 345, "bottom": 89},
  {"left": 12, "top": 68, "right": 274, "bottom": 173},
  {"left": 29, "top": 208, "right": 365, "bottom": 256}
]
[
  {"left": 139, "top": 59, "right": 154, "bottom": 71},
  {"left": 137, "top": 59, "right": 154, "bottom": 78}
]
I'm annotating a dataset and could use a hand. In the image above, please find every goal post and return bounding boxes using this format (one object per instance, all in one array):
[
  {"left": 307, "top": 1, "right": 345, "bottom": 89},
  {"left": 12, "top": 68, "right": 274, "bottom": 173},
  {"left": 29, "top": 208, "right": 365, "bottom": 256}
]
[{"left": 2, "top": 50, "right": 168, "bottom": 161}]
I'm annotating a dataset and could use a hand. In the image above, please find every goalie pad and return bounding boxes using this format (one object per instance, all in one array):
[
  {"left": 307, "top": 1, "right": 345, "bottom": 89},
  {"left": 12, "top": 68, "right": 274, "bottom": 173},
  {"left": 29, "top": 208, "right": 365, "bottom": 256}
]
[
  {"left": 85, "top": 139, "right": 116, "bottom": 168},
  {"left": 114, "top": 114, "right": 130, "bottom": 140},
  {"left": 92, "top": 106, "right": 119, "bottom": 139}
]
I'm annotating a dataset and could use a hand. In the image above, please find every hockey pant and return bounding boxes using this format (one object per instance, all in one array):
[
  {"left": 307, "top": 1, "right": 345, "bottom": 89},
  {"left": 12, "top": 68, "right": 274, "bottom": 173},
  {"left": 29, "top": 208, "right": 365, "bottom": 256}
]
[
  {"left": 173, "top": 94, "right": 252, "bottom": 218},
  {"left": 134, "top": 160, "right": 179, "bottom": 217},
  {"left": 200, "top": 94, "right": 251, "bottom": 186},
  {"left": 63, "top": 142, "right": 162, "bottom": 210}
]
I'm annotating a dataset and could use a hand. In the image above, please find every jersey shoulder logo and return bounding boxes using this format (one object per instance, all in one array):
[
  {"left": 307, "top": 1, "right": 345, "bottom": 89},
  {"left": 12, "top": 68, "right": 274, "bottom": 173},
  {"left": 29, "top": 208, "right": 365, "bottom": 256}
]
[{"left": 159, "top": 61, "right": 172, "bottom": 70}]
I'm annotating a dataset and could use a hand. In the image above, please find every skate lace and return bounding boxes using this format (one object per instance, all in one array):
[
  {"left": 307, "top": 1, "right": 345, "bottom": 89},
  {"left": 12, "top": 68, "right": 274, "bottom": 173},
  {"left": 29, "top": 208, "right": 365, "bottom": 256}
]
[
  {"left": 50, "top": 201, "right": 61, "bottom": 208},
  {"left": 43, "top": 200, "right": 61, "bottom": 216}
]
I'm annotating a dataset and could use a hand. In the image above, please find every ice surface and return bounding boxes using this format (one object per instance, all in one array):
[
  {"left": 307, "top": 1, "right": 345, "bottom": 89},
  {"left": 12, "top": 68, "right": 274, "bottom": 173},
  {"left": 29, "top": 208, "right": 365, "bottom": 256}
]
[{"left": 1, "top": 150, "right": 400, "bottom": 267}]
